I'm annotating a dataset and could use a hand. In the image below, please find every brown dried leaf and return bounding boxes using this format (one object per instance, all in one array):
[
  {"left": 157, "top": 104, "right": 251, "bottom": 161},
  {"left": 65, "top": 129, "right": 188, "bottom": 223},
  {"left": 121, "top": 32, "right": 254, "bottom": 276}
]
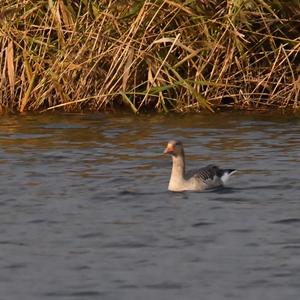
[
  {"left": 58, "top": 0, "right": 74, "bottom": 29},
  {"left": 20, "top": 73, "right": 36, "bottom": 113},
  {"left": 122, "top": 47, "right": 134, "bottom": 91},
  {"left": 6, "top": 41, "right": 15, "bottom": 97}
]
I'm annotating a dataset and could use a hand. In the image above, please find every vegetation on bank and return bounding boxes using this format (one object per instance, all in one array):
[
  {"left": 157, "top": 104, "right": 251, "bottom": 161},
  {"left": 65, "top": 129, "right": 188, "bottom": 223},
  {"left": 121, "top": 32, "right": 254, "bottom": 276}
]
[{"left": 0, "top": 0, "right": 299, "bottom": 113}]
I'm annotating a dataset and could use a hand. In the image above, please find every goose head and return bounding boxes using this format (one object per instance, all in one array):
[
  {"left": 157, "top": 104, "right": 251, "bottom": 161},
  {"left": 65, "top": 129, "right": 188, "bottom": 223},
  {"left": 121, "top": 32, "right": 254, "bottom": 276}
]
[{"left": 164, "top": 140, "right": 184, "bottom": 157}]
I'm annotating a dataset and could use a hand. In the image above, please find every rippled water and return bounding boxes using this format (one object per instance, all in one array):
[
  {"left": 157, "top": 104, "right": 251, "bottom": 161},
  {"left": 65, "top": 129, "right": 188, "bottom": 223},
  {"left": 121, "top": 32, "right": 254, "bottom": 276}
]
[{"left": 0, "top": 112, "right": 299, "bottom": 300}]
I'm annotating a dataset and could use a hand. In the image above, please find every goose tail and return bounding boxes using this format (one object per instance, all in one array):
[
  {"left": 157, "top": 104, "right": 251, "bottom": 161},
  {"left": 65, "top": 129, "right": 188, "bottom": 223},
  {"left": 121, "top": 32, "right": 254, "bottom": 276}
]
[{"left": 220, "top": 169, "right": 237, "bottom": 184}]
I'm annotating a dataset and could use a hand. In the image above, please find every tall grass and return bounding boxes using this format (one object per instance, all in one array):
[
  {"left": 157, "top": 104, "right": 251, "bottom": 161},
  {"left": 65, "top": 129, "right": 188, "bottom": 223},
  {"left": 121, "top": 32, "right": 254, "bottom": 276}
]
[{"left": 0, "top": 0, "right": 299, "bottom": 113}]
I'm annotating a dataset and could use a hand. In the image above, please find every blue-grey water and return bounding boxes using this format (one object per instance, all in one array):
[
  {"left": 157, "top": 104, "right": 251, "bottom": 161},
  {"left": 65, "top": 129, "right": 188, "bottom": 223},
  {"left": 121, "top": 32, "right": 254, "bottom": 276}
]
[{"left": 0, "top": 113, "right": 299, "bottom": 300}]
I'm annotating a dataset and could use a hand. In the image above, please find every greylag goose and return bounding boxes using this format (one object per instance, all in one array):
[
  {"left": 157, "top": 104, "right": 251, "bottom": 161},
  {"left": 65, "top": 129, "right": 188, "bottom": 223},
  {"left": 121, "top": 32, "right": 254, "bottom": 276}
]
[{"left": 164, "top": 140, "right": 236, "bottom": 192}]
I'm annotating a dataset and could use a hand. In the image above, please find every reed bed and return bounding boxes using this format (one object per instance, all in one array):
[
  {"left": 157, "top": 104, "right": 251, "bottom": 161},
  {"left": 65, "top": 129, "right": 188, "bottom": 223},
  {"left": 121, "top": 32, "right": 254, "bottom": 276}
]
[{"left": 0, "top": 0, "right": 299, "bottom": 113}]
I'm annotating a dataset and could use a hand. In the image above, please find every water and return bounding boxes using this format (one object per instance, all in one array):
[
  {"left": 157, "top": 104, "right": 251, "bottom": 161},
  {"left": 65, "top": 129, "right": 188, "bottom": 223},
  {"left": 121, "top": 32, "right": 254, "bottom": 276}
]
[{"left": 0, "top": 112, "right": 299, "bottom": 300}]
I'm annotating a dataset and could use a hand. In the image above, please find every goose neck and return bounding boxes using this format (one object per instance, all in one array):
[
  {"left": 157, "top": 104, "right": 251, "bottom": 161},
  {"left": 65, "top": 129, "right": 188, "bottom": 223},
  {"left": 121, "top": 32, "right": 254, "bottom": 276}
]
[{"left": 171, "top": 153, "right": 185, "bottom": 180}]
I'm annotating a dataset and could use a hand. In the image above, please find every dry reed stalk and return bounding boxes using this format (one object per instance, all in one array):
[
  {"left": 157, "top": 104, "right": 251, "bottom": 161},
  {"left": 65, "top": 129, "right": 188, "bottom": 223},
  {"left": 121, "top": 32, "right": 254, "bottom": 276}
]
[{"left": 0, "top": 0, "right": 299, "bottom": 113}]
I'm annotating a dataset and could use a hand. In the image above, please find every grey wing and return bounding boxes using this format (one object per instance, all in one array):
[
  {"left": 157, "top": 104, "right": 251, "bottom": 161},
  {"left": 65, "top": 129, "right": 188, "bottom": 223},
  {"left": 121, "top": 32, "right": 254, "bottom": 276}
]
[{"left": 187, "top": 164, "right": 222, "bottom": 181}]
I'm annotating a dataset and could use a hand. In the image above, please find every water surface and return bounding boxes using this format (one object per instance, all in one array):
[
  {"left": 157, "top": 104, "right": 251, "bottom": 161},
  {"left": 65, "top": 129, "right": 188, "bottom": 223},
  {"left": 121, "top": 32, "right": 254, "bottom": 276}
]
[{"left": 0, "top": 112, "right": 299, "bottom": 300}]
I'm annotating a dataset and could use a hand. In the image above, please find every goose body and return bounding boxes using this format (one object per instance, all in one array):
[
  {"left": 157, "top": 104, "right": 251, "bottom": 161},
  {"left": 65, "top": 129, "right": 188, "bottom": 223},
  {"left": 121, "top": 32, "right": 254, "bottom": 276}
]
[{"left": 164, "top": 140, "right": 236, "bottom": 192}]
